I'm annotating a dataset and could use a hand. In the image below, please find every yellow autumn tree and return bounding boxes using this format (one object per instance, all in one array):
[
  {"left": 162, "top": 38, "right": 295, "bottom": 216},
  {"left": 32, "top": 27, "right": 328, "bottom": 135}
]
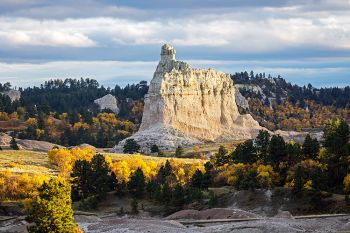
[
  {"left": 48, "top": 147, "right": 95, "bottom": 177},
  {"left": 343, "top": 174, "right": 350, "bottom": 194}
]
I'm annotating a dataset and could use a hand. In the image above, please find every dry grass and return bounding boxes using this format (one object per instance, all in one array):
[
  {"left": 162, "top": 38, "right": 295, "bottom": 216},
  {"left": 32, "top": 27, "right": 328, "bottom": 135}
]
[
  {"left": 0, "top": 150, "right": 57, "bottom": 175},
  {"left": 0, "top": 120, "right": 27, "bottom": 131},
  {"left": 0, "top": 150, "right": 205, "bottom": 176}
]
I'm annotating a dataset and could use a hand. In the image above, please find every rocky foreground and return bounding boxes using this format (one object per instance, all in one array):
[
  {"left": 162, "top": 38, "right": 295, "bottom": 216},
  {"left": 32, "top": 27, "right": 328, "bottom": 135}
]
[
  {"left": 79, "top": 215, "right": 350, "bottom": 233},
  {"left": 2, "top": 208, "right": 350, "bottom": 233}
]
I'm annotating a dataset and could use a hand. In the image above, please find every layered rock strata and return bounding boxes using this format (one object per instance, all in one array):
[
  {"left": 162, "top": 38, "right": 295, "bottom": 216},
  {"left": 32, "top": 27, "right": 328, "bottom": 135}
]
[{"left": 114, "top": 44, "right": 263, "bottom": 151}]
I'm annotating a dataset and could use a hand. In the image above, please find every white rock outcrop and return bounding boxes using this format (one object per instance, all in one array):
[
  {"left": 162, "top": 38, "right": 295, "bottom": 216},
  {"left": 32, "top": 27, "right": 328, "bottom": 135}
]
[
  {"left": 235, "top": 88, "right": 250, "bottom": 110},
  {"left": 114, "top": 44, "right": 263, "bottom": 151},
  {"left": 0, "top": 90, "right": 21, "bottom": 102},
  {"left": 94, "top": 94, "right": 119, "bottom": 114}
]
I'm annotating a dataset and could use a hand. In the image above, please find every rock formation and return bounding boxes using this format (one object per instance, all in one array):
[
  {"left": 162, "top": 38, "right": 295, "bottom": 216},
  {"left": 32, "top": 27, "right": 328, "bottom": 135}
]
[
  {"left": 235, "top": 88, "right": 249, "bottom": 110},
  {"left": 94, "top": 94, "right": 119, "bottom": 114},
  {"left": 0, "top": 90, "right": 21, "bottom": 102},
  {"left": 114, "top": 44, "right": 263, "bottom": 151}
]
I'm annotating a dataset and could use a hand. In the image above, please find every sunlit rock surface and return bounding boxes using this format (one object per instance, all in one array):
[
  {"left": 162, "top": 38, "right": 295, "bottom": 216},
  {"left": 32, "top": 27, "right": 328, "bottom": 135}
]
[
  {"left": 114, "top": 44, "right": 262, "bottom": 151},
  {"left": 94, "top": 94, "right": 119, "bottom": 114}
]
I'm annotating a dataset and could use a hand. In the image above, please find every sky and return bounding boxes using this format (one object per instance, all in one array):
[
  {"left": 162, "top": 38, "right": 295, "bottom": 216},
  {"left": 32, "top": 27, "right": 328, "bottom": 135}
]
[{"left": 0, "top": 0, "right": 349, "bottom": 88}]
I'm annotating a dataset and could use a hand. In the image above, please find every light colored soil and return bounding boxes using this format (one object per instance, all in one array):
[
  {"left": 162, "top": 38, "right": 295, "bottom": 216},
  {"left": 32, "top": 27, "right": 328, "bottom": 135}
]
[{"left": 165, "top": 208, "right": 258, "bottom": 220}]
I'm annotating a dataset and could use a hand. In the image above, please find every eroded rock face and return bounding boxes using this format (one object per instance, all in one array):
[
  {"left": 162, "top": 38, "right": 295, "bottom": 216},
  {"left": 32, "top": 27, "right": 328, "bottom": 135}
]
[
  {"left": 114, "top": 44, "right": 262, "bottom": 151},
  {"left": 0, "top": 90, "right": 21, "bottom": 102},
  {"left": 235, "top": 88, "right": 249, "bottom": 110},
  {"left": 94, "top": 94, "right": 119, "bottom": 114}
]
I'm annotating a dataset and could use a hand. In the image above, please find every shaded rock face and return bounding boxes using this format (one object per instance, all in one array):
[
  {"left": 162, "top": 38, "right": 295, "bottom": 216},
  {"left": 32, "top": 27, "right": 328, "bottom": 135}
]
[
  {"left": 235, "top": 88, "right": 249, "bottom": 110},
  {"left": 115, "top": 44, "right": 262, "bottom": 151},
  {"left": 94, "top": 94, "right": 119, "bottom": 114},
  {"left": 0, "top": 90, "right": 21, "bottom": 102}
]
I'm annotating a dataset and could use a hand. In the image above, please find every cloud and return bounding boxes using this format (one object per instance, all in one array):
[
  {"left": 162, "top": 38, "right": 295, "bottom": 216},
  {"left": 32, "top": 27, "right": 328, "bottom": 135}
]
[
  {"left": 1, "top": 4, "right": 350, "bottom": 51},
  {"left": 0, "top": 0, "right": 349, "bottom": 88},
  {"left": 0, "top": 17, "right": 96, "bottom": 47}
]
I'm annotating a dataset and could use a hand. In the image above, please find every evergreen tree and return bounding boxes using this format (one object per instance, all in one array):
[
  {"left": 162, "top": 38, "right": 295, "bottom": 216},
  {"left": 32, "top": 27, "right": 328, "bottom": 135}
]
[
  {"left": 90, "top": 154, "right": 114, "bottom": 198},
  {"left": 286, "top": 141, "right": 303, "bottom": 163},
  {"left": 214, "top": 145, "right": 229, "bottom": 166},
  {"left": 323, "top": 119, "right": 350, "bottom": 189},
  {"left": 128, "top": 168, "right": 145, "bottom": 198},
  {"left": 267, "top": 135, "right": 287, "bottom": 165},
  {"left": 71, "top": 160, "right": 92, "bottom": 200},
  {"left": 71, "top": 154, "right": 114, "bottom": 201},
  {"left": 302, "top": 134, "right": 320, "bottom": 159},
  {"left": 203, "top": 161, "right": 213, "bottom": 188},
  {"left": 190, "top": 169, "right": 204, "bottom": 189},
  {"left": 10, "top": 136, "right": 19, "bottom": 150},
  {"left": 293, "top": 164, "right": 304, "bottom": 194},
  {"left": 255, "top": 130, "right": 270, "bottom": 161},
  {"left": 171, "top": 184, "right": 185, "bottom": 208},
  {"left": 156, "top": 160, "right": 173, "bottom": 184},
  {"left": 146, "top": 180, "right": 158, "bottom": 199},
  {"left": 26, "top": 178, "right": 77, "bottom": 233},
  {"left": 231, "top": 139, "right": 257, "bottom": 164},
  {"left": 161, "top": 183, "right": 172, "bottom": 204},
  {"left": 175, "top": 145, "right": 184, "bottom": 157},
  {"left": 123, "top": 139, "right": 140, "bottom": 154},
  {"left": 323, "top": 119, "right": 350, "bottom": 157},
  {"left": 116, "top": 181, "right": 127, "bottom": 197},
  {"left": 150, "top": 144, "right": 159, "bottom": 153}
]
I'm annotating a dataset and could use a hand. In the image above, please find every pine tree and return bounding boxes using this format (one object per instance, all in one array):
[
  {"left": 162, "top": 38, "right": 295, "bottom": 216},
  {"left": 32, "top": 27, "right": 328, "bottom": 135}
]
[
  {"left": 231, "top": 139, "right": 257, "bottom": 164},
  {"left": 214, "top": 145, "right": 229, "bottom": 166},
  {"left": 190, "top": 169, "right": 204, "bottom": 189},
  {"left": 26, "top": 178, "right": 77, "bottom": 233},
  {"left": 150, "top": 144, "right": 159, "bottom": 153},
  {"left": 123, "top": 139, "right": 141, "bottom": 154},
  {"left": 267, "top": 135, "right": 287, "bottom": 165},
  {"left": 171, "top": 184, "right": 185, "bottom": 208},
  {"left": 255, "top": 130, "right": 270, "bottom": 161},
  {"left": 156, "top": 160, "right": 173, "bottom": 184},
  {"left": 127, "top": 168, "right": 145, "bottom": 198},
  {"left": 116, "top": 181, "right": 127, "bottom": 197},
  {"left": 71, "top": 154, "right": 113, "bottom": 201},
  {"left": 175, "top": 145, "right": 184, "bottom": 157},
  {"left": 161, "top": 183, "right": 172, "bottom": 204},
  {"left": 10, "top": 136, "right": 19, "bottom": 150},
  {"left": 302, "top": 134, "right": 320, "bottom": 159}
]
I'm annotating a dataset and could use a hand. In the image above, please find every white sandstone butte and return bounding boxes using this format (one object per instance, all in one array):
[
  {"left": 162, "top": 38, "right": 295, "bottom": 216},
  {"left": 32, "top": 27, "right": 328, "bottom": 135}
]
[
  {"left": 94, "top": 94, "right": 120, "bottom": 114},
  {"left": 114, "top": 44, "right": 263, "bottom": 151}
]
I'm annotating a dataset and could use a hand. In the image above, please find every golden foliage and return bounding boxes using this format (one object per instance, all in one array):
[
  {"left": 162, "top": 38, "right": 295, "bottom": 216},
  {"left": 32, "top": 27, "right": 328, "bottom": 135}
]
[
  {"left": 343, "top": 174, "right": 350, "bottom": 194},
  {"left": 0, "top": 170, "right": 49, "bottom": 201},
  {"left": 248, "top": 98, "right": 350, "bottom": 131},
  {"left": 110, "top": 154, "right": 205, "bottom": 184},
  {"left": 256, "top": 164, "right": 278, "bottom": 188},
  {"left": 0, "top": 112, "right": 9, "bottom": 121},
  {"left": 48, "top": 147, "right": 95, "bottom": 176}
]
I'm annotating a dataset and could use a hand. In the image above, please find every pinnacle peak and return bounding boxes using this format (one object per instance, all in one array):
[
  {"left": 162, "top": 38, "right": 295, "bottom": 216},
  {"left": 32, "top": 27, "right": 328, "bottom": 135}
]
[{"left": 160, "top": 43, "right": 176, "bottom": 61}]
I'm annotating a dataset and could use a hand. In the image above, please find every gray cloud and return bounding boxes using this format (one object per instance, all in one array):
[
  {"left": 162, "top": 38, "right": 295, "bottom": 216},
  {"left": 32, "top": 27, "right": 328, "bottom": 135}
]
[{"left": 0, "top": 0, "right": 349, "bottom": 87}]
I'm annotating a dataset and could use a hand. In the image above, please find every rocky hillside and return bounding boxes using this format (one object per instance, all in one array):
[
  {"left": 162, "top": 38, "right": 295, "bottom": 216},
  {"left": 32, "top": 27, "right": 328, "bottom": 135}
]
[{"left": 232, "top": 72, "right": 350, "bottom": 131}]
